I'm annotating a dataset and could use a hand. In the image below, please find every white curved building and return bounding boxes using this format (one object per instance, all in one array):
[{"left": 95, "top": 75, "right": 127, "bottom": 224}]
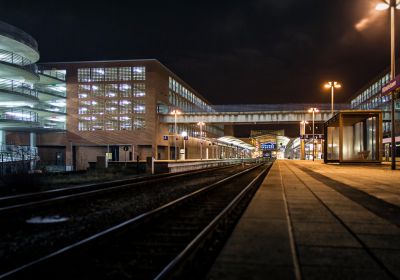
[{"left": 0, "top": 21, "right": 66, "bottom": 174}]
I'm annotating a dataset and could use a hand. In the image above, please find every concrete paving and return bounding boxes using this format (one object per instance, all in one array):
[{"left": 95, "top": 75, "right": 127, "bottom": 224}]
[{"left": 207, "top": 160, "right": 400, "bottom": 280}]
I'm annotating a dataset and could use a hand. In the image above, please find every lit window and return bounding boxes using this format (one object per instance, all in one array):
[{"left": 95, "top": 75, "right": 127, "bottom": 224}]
[
  {"left": 91, "top": 68, "right": 105, "bottom": 81},
  {"left": 91, "top": 84, "right": 104, "bottom": 97},
  {"left": 105, "top": 67, "right": 118, "bottom": 81},
  {"left": 78, "top": 121, "right": 89, "bottom": 131},
  {"left": 105, "top": 84, "right": 118, "bottom": 98},
  {"left": 133, "top": 83, "right": 145, "bottom": 97},
  {"left": 133, "top": 100, "right": 145, "bottom": 113},
  {"left": 105, "top": 120, "right": 118, "bottom": 131},
  {"left": 119, "top": 67, "right": 132, "bottom": 80},
  {"left": 132, "top": 67, "right": 145, "bottom": 80},
  {"left": 133, "top": 116, "right": 145, "bottom": 129},
  {"left": 78, "top": 107, "right": 88, "bottom": 114},
  {"left": 78, "top": 68, "right": 91, "bottom": 82},
  {"left": 120, "top": 84, "right": 131, "bottom": 97}
]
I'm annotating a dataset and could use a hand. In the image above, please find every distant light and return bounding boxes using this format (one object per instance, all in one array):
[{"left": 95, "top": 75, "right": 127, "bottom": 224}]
[
  {"left": 0, "top": 101, "right": 33, "bottom": 107},
  {"left": 376, "top": 3, "right": 390, "bottom": 10},
  {"left": 324, "top": 81, "right": 341, "bottom": 89},
  {"left": 47, "top": 116, "right": 66, "bottom": 122},
  {"left": 121, "top": 84, "right": 130, "bottom": 90},
  {"left": 181, "top": 131, "right": 188, "bottom": 137},
  {"left": 171, "top": 109, "right": 182, "bottom": 115},
  {"left": 48, "top": 101, "right": 66, "bottom": 107},
  {"left": 6, "top": 112, "right": 31, "bottom": 118}
]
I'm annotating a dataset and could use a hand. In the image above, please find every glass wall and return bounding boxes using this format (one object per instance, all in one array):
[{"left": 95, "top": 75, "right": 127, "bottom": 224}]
[
  {"left": 350, "top": 73, "right": 390, "bottom": 110},
  {"left": 325, "top": 112, "right": 381, "bottom": 163},
  {"left": 77, "top": 67, "right": 146, "bottom": 131},
  {"left": 168, "top": 77, "right": 214, "bottom": 113},
  {"left": 342, "top": 118, "right": 377, "bottom": 161},
  {"left": 167, "top": 77, "right": 223, "bottom": 138},
  {"left": 327, "top": 126, "right": 339, "bottom": 161}
]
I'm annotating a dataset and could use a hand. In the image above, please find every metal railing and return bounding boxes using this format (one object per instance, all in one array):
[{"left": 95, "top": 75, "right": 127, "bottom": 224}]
[
  {"left": 0, "top": 49, "right": 38, "bottom": 74},
  {"left": 0, "top": 78, "right": 38, "bottom": 98},
  {"left": 38, "top": 116, "right": 66, "bottom": 130},
  {"left": 37, "top": 67, "right": 66, "bottom": 81},
  {"left": 36, "top": 86, "right": 66, "bottom": 98},
  {"left": 0, "top": 20, "right": 38, "bottom": 51},
  {"left": 166, "top": 103, "right": 351, "bottom": 114},
  {"left": 34, "top": 103, "right": 66, "bottom": 114},
  {"left": 0, "top": 145, "right": 39, "bottom": 174},
  {"left": 210, "top": 103, "right": 351, "bottom": 112},
  {"left": 0, "top": 108, "right": 38, "bottom": 122}
]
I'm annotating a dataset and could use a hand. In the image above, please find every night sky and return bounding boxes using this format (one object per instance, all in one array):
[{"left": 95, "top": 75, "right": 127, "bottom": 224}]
[{"left": 1, "top": 0, "right": 395, "bottom": 106}]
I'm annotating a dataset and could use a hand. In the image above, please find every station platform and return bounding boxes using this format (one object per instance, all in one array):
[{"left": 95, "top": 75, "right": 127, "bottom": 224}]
[{"left": 208, "top": 160, "right": 400, "bottom": 279}]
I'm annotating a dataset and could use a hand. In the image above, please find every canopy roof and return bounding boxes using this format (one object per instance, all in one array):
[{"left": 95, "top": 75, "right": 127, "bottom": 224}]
[{"left": 217, "top": 136, "right": 255, "bottom": 150}]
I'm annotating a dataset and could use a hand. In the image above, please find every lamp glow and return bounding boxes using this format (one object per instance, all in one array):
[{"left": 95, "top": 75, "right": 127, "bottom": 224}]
[{"left": 376, "top": 2, "right": 390, "bottom": 10}]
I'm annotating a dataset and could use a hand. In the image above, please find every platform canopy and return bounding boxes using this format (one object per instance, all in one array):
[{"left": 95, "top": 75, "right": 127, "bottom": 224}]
[{"left": 217, "top": 136, "right": 255, "bottom": 150}]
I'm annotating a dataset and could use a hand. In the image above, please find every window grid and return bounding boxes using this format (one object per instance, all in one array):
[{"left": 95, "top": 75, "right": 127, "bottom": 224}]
[{"left": 78, "top": 79, "right": 146, "bottom": 131}]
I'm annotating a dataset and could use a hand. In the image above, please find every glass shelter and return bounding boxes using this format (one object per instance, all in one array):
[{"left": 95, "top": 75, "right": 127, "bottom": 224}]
[{"left": 324, "top": 110, "right": 382, "bottom": 163}]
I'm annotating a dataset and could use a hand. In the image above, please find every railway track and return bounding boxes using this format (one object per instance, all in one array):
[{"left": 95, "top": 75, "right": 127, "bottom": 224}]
[
  {"left": 0, "top": 163, "right": 271, "bottom": 279},
  {"left": 0, "top": 162, "right": 245, "bottom": 212}
]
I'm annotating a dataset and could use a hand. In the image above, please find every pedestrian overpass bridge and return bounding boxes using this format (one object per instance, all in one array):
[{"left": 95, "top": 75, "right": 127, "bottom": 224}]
[{"left": 160, "top": 104, "right": 351, "bottom": 124}]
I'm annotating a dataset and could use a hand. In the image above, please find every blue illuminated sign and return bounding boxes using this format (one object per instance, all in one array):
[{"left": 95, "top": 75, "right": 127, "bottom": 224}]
[{"left": 261, "top": 142, "right": 276, "bottom": 150}]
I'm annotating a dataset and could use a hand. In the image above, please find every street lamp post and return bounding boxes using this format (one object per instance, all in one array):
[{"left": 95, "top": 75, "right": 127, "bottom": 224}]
[
  {"left": 197, "top": 121, "right": 205, "bottom": 160},
  {"left": 376, "top": 0, "right": 399, "bottom": 170},
  {"left": 300, "top": 120, "right": 309, "bottom": 160},
  {"left": 308, "top": 108, "right": 319, "bottom": 161},
  {"left": 170, "top": 109, "right": 182, "bottom": 160},
  {"left": 324, "top": 81, "right": 341, "bottom": 114}
]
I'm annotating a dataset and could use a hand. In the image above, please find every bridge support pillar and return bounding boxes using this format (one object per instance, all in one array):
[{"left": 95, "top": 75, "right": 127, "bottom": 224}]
[
  {"left": 0, "top": 130, "right": 6, "bottom": 145},
  {"left": 30, "top": 132, "right": 36, "bottom": 171}
]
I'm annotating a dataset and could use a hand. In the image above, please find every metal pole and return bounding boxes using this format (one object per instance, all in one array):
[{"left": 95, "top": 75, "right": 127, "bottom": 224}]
[
  {"left": 312, "top": 111, "right": 315, "bottom": 161},
  {"left": 391, "top": 3, "right": 397, "bottom": 170},
  {"left": 183, "top": 137, "right": 186, "bottom": 160},
  {"left": 300, "top": 121, "right": 306, "bottom": 160},
  {"left": 331, "top": 85, "right": 334, "bottom": 114},
  {"left": 200, "top": 125, "right": 203, "bottom": 160},
  {"left": 174, "top": 112, "right": 177, "bottom": 161}
]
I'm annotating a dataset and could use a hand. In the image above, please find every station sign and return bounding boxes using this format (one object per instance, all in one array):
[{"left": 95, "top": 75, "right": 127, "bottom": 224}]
[
  {"left": 300, "top": 134, "right": 324, "bottom": 140},
  {"left": 163, "top": 135, "right": 169, "bottom": 140},
  {"left": 183, "top": 136, "right": 189, "bottom": 140},
  {"left": 261, "top": 142, "right": 276, "bottom": 150},
  {"left": 382, "top": 75, "right": 400, "bottom": 96}
]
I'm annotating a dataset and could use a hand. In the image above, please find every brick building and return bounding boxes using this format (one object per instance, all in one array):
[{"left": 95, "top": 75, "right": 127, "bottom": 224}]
[{"left": 39, "top": 59, "right": 228, "bottom": 170}]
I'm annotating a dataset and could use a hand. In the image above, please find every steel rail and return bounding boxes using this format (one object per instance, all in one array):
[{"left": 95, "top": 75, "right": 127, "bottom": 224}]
[
  {"left": 0, "top": 163, "right": 262, "bottom": 279},
  {"left": 154, "top": 164, "right": 269, "bottom": 279},
  {"left": 0, "top": 162, "right": 245, "bottom": 213}
]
